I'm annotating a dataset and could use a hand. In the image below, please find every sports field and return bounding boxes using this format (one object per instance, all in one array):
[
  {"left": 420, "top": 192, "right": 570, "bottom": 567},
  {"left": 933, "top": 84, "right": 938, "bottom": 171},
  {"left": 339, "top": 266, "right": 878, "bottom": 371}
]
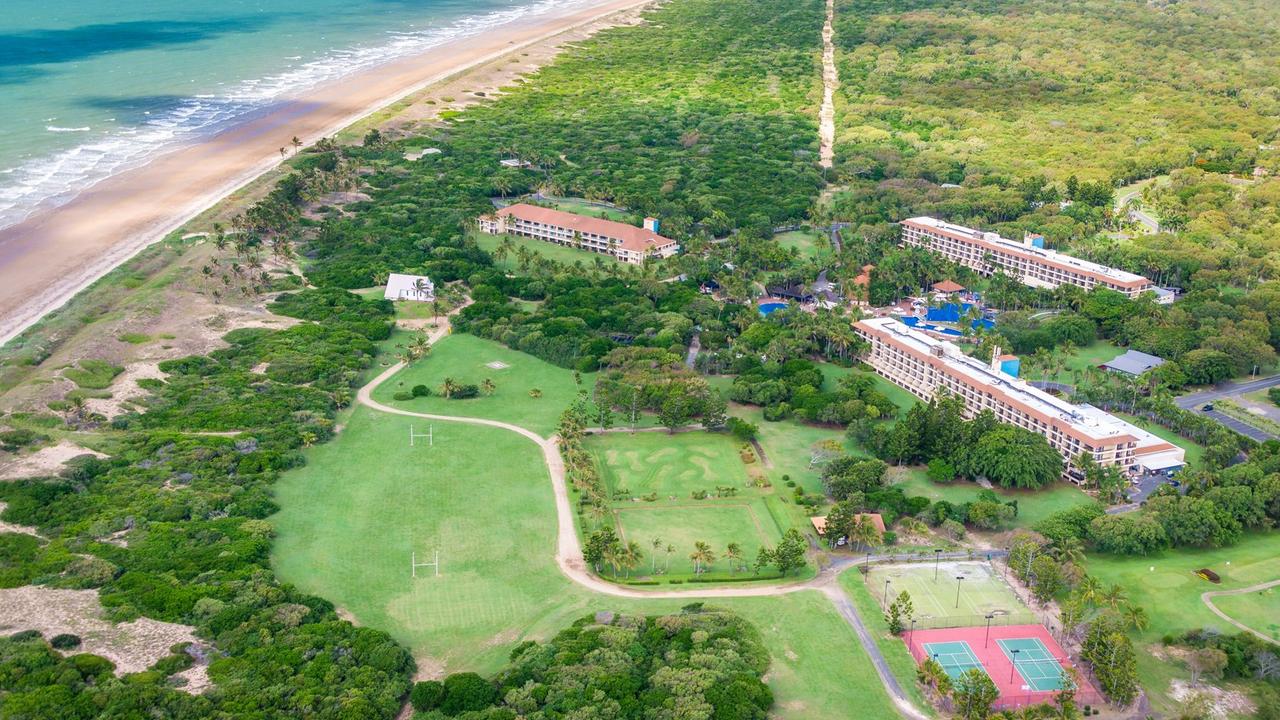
[
  {"left": 907, "top": 624, "right": 1088, "bottom": 707},
  {"left": 588, "top": 430, "right": 795, "bottom": 580},
  {"left": 270, "top": 404, "right": 902, "bottom": 718},
  {"left": 863, "top": 561, "right": 1031, "bottom": 626},
  {"left": 775, "top": 230, "right": 832, "bottom": 261}
]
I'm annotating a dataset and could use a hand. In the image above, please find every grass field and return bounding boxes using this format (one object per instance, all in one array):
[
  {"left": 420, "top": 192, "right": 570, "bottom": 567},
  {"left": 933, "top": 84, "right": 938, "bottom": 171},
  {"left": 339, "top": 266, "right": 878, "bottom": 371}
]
[
  {"left": 1033, "top": 340, "right": 1125, "bottom": 385},
  {"left": 1113, "top": 412, "right": 1206, "bottom": 468},
  {"left": 1212, "top": 588, "right": 1280, "bottom": 643},
  {"left": 890, "top": 474, "right": 1097, "bottom": 530},
  {"left": 473, "top": 230, "right": 622, "bottom": 271},
  {"left": 819, "top": 364, "right": 920, "bottom": 414},
  {"left": 863, "top": 561, "right": 1030, "bottom": 624},
  {"left": 372, "top": 333, "right": 600, "bottom": 436},
  {"left": 589, "top": 431, "right": 792, "bottom": 580},
  {"left": 838, "top": 571, "right": 936, "bottom": 716},
  {"left": 271, "top": 404, "right": 903, "bottom": 718},
  {"left": 775, "top": 230, "right": 831, "bottom": 261},
  {"left": 1084, "top": 532, "right": 1280, "bottom": 714}
]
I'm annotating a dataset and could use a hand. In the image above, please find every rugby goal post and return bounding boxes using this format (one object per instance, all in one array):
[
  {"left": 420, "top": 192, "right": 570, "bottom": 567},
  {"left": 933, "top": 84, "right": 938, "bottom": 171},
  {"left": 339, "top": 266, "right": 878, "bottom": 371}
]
[
  {"left": 411, "top": 549, "right": 440, "bottom": 578},
  {"left": 409, "top": 424, "right": 433, "bottom": 447}
]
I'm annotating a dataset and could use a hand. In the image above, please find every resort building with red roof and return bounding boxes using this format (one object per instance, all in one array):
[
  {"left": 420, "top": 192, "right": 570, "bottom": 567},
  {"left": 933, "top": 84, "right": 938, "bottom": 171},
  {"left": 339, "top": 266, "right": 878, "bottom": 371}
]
[
  {"left": 901, "top": 217, "right": 1153, "bottom": 298},
  {"left": 478, "top": 203, "right": 679, "bottom": 265}
]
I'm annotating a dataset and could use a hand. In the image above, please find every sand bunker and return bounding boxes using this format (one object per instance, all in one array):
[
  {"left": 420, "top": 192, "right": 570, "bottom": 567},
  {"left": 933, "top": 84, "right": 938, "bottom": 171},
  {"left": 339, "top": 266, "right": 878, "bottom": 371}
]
[{"left": 486, "top": 361, "right": 510, "bottom": 370}]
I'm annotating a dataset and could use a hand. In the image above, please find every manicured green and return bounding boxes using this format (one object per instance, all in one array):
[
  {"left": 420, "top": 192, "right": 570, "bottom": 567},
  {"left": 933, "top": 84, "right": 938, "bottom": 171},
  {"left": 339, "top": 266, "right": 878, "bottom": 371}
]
[
  {"left": 542, "top": 197, "right": 631, "bottom": 222},
  {"left": 1212, "top": 588, "right": 1279, "bottom": 643},
  {"left": 593, "top": 430, "right": 755, "bottom": 498},
  {"left": 372, "top": 333, "right": 598, "bottom": 436},
  {"left": 1036, "top": 340, "right": 1125, "bottom": 385},
  {"left": 891, "top": 473, "right": 1095, "bottom": 530},
  {"left": 1084, "top": 532, "right": 1280, "bottom": 713},
  {"left": 819, "top": 364, "right": 919, "bottom": 413},
  {"left": 613, "top": 503, "right": 782, "bottom": 575},
  {"left": 775, "top": 230, "right": 831, "bottom": 260},
  {"left": 473, "top": 230, "right": 623, "bottom": 272}
]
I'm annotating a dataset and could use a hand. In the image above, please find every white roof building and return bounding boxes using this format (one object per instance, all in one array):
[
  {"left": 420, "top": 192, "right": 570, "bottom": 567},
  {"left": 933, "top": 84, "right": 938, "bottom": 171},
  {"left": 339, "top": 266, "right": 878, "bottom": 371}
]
[{"left": 384, "top": 273, "right": 435, "bottom": 302}]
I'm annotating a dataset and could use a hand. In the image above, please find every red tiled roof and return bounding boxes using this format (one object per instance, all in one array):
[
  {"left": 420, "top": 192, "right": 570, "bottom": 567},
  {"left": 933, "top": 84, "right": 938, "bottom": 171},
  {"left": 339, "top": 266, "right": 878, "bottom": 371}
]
[
  {"left": 810, "top": 513, "right": 885, "bottom": 535},
  {"left": 933, "top": 280, "right": 966, "bottom": 293},
  {"left": 495, "top": 203, "right": 674, "bottom": 253}
]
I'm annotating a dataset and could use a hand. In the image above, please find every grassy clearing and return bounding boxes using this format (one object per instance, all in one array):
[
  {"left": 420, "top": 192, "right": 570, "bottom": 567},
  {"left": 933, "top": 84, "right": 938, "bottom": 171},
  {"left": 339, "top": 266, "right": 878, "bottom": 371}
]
[
  {"left": 862, "top": 561, "right": 1029, "bottom": 622},
  {"left": 1033, "top": 340, "right": 1125, "bottom": 385},
  {"left": 372, "top": 333, "right": 598, "bottom": 436},
  {"left": 472, "top": 230, "right": 622, "bottom": 271},
  {"left": 1211, "top": 588, "right": 1280, "bottom": 643},
  {"left": 820, "top": 363, "right": 920, "bottom": 414},
  {"left": 594, "top": 430, "right": 756, "bottom": 498},
  {"left": 1113, "top": 412, "right": 1206, "bottom": 468},
  {"left": 775, "top": 230, "right": 831, "bottom": 260},
  {"left": 63, "top": 359, "right": 124, "bottom": 390},
  {"left": 271, "top": 404, "right": 900, "bottom": 717},
  {"left": 890, "top": 474, "right": 1097, "bottom": 530},
  {"left": 1084, "top": 532, "right": 1280, "bottom": 713},
  {"left": 613, "top": 504, "right": 783, "bottom": 576},
  {"left": 839, "top": 570, "right": 937, "bottom": 716},
  {"left": 543, "top": 197, "right": 632, "bottom": 222}
]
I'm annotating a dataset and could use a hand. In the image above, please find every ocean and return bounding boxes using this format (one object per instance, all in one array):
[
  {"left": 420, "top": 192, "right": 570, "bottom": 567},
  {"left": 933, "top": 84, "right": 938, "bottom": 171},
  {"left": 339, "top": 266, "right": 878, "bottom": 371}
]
[{"left": 0, "top": 0, "right": 586, "bottom": 231}]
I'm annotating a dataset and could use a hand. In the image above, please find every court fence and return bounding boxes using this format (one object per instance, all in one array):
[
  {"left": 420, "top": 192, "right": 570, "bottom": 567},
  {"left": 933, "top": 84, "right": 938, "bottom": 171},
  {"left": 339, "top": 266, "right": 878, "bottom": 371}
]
[
  {"left": 906, "top": 636, "right": 1105, "bottom": 710},
  {"left": 903, "top": 612, "right": 1040, "bottom": 631}
]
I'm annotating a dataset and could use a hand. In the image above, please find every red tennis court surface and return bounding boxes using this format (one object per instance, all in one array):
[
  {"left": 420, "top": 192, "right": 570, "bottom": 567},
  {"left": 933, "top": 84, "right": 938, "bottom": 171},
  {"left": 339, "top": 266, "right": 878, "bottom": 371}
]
[{"left": 905, "top": 623, "right": 1101, "bottom": 709}]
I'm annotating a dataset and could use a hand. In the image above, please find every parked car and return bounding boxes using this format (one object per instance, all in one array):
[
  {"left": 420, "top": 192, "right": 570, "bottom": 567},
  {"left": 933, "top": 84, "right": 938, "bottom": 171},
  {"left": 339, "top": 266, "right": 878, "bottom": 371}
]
[{"left": 1202, "top": 403, "right": 1215, "bottom": 412}]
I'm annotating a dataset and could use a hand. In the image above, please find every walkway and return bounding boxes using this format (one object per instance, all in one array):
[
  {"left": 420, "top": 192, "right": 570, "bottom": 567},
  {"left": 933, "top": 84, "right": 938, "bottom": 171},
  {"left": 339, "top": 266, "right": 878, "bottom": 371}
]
[
  {"left": 355, "top": 314, "right": 976, "bottom": 717},
  {"left": 1202, "top": 579, "right": 1280, "bottom": 646}
]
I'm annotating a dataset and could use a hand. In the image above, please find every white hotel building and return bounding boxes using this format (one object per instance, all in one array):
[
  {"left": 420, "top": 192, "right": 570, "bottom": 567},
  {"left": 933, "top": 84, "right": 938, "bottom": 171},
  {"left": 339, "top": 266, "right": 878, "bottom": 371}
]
[
  {"left": 855, "top": 318, "right": 1185, "bottom": 479},
  {"left": 900, "top": 217, "right": 1154, "bottom": 298},
  {"left": 478, "top": 203, "right": 679, "bottom": 265}
]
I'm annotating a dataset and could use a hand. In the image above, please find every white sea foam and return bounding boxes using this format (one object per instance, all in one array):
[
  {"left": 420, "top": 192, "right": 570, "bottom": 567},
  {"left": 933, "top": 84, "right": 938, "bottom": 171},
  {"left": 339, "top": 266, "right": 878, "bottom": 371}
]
[{"left": 0, "top": 0, "right": 592, "bottom": 231}]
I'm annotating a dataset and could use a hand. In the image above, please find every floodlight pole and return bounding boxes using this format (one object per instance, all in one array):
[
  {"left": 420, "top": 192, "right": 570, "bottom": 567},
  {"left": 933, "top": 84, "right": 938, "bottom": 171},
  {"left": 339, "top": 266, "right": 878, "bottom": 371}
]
[
  {"left": 1009, "top": 649, "right": 1021, "bottom": 683},
  {"left": 984, "top": 613, "right": 995, "bottom": 648},
  {"left": 883, "top": 578, "right": 892, "bottom": 610},
  {"left": 934, "top": 548, "right": 942, "bottom": 581},
  {"left": 954, "top": 575, "right": 964, "bottom": 609}
]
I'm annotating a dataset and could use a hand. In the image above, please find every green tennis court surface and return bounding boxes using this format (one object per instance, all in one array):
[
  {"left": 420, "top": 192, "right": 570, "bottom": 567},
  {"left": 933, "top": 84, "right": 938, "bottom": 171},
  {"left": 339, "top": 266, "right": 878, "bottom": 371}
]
[
  {"left": 922, "top": 640, "right": 986, "bottom": 680},
  {"left": 998, "top": 637, "right": 1065, "bottom": 691}
]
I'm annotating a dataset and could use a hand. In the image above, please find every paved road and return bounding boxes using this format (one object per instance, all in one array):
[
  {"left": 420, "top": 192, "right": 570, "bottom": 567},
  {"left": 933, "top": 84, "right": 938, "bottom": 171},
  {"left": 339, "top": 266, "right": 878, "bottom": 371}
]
[
  {"left": 1175, "top": 375, "right": 1280, "bottom": 408},
  {"left": 1202, "top": 579, "right": 1280, "bottom": 646},
  {"left": 1202, "top": 409, "right": 1275, "bottom": 442}
]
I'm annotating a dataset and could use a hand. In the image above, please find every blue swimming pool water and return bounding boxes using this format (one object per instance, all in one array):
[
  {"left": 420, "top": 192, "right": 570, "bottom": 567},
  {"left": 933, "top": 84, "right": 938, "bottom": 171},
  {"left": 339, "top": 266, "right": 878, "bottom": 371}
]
[{"left": 759, "top": 302, "right": 787, "bottom": 316}]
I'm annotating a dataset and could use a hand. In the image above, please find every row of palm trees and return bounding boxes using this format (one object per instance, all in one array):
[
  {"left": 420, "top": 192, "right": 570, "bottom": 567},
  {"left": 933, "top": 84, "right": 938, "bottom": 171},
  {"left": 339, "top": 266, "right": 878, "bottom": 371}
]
[{"left": 602, "top": 537, "right": 750, "bottom": 577}]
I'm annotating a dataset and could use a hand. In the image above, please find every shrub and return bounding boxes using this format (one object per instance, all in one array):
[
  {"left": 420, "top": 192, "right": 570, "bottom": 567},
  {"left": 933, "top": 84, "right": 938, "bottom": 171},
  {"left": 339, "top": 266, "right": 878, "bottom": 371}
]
[
  {"left": 392, "top": 391, "right": 413, "bottom": 401},
  {"left": 411, "top": 680, "right": 446, "bottom": 711},
  {"left": 50, "top": 633, "right": 82, "bottom": 650},
  {"left": 411, "top": 384, "right": 431, "bottom": 397},
  {"left": 882, "top": 531, "right": 898, "bottom": 546},
  {"left": 441, "top": 672, "right": 497, "bottom": 715}
]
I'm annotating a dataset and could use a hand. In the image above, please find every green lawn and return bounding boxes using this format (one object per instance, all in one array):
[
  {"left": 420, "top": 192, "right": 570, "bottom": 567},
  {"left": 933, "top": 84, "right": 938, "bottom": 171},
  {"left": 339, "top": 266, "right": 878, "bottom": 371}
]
[
  {"left": 473, "top": 230, "right": 622, "bottom": 271},
  {"left": 1212, "top": 588, "right": 1280, "bottom": 643},
  {"left": 1084, "top": 532, "right": 1280, "bottom": 714},
  {"left": 1031, "top": 340, "right": 1125, "bottom": 385},
  {"left": 593, "top": 430, "right": 755, "bottom": 498},
  {"left": 613, "top": 503, "right": 783, "bottom": 577},
  {"left": 819, "top": 364, "right": 920, "bottom": 414},
  {"left": 838, "top": 570, "right": 936, "bottom": 716},
  {"left": 271, "top": 405, "right": 902, "bottom": 718},
  {"left": 1113, "top": 412, "right": 1206, "bottom": 468},
  {"left": 545, "top": 197, "right": 631, "bottom": 222},
  {"left": 775, "top": 230, "right": 831, "bottom": 261},
  {"left": 890, "top": 473, "right": 1096, "bottom": 530},
  {"left": 372, "top": 333, "right": 596, "bottom": 436}
]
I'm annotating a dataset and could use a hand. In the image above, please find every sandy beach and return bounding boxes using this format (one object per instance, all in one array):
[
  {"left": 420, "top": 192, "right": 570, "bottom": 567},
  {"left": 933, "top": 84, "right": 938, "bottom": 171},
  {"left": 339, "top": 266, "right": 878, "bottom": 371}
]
[{"left": 0, "top": 0, "right": 650, "bottom": 346}]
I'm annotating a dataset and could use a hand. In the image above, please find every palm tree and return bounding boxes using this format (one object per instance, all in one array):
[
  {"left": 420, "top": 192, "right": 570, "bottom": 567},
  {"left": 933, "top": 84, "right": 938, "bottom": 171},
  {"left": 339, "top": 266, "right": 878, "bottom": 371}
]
[
  {"left": 650, "top": 537, "right": 662, "bottom": 574},
  {"left": 440, "top": 377, "right": 460, "bottom": 399},
  {"left": 665, "top": 543, "right": 674, "bottom": 572},
  {"left": 481, "top": 378, "right": 496, "bottom": 396},
  {"left": 1077, "top": 575, "right": 1102, "bottom": 607},
  {"left": 850, "top": 516, "right": 882, "bottom": 550},
  {"left": 725, "top": 543, "right": 743, "bottom": 573},
  {"left": 621, "top": 541, "right": 642, "bottom": 578},
  {"left": 291, "top": 136, "right": 303, "bottom": 155},
  {"left": 689, "top": 541, "right": 715, "bottom": 575},
  {"left": 1101, "top": 583, "right": 1128, "bottom": 610},
  {"left": 1053, "top": 537, "right": 1085, "bottom": 565},
  {"left": 1121, "top": 603, "right": 1149, "bottom": 631}
]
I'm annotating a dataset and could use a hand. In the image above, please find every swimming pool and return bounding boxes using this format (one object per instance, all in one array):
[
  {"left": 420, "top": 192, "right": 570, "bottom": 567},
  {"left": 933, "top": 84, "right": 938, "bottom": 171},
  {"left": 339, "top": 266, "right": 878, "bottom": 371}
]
[{"left": 759, "top": 302, "right": 788, "bottom": 316}]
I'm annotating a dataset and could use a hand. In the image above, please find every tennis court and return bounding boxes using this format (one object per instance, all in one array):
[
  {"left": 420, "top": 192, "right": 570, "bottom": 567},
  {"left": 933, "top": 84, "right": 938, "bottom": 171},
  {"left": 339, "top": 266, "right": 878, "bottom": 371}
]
[
  {"left": 921, "top": 640, "right": 986, "bottom": 680},
  {"left": 998, "top": 637, "right": 1065, "bottom": 691}
]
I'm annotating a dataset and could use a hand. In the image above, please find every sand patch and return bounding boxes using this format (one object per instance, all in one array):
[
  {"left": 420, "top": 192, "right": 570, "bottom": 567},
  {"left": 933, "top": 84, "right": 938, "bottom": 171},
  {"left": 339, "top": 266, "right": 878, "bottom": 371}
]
[
  {"left": 0, "top": 440, "right": 106, "bottom": 480},
  {"left": 0, "top": 501, "right": 40, "bottom": 537},
  {"left": 1169, "top": 679, "right": 1255, "bottom": 719},
  {"left": 85, "top": 360, "right": 166, "bottom": 419},
  {"left": 0, "top": 586, "right": 211, "bottom": 693},
  {"left": 485, "top": 361, "right": 510, "bottom": 370}
]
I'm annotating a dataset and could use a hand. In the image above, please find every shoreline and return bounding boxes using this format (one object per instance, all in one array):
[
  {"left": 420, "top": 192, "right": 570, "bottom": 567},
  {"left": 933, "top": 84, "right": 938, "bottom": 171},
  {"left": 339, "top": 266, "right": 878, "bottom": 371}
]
[{"left": 0, "top": 0, "right": 653, "bottom": 348}]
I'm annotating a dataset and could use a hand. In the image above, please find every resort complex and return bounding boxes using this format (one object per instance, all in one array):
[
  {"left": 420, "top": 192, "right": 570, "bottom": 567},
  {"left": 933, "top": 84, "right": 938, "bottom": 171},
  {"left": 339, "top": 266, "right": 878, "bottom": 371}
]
[
  {"left": 900, "top": 216, "right": 1154, "bottom": 298},
  {"left": 854, "top": 318, "right": 1186, "bottom": 477},
  {"left": 478, "top": 203, "right": 680, "bottom": 265}
]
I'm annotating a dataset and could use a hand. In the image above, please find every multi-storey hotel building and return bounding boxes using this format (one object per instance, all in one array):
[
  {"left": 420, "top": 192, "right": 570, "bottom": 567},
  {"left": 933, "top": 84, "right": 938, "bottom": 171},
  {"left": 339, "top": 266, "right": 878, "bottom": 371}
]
[
  {"left": 854, "top": 318, "right": 1185, "bottom": 478},
  {"left": 478, "top": 203, "right": 679, "bottom": 265},
  {"left": 900, "top": 216, "right": 1153, "bottom": 298}
]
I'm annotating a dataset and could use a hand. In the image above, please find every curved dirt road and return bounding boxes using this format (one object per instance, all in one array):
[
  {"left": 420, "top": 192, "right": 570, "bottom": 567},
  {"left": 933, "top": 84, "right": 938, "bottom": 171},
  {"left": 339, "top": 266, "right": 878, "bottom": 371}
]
[{"left": 1202, "top": 579, "right": 1280, "bottom": 646}]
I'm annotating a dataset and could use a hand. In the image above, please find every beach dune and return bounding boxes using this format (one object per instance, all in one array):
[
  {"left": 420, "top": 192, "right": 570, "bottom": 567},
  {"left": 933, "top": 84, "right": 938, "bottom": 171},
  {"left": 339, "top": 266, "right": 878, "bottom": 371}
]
[{"left": 0, "top": 0, "right": 649, "bottom": 346}]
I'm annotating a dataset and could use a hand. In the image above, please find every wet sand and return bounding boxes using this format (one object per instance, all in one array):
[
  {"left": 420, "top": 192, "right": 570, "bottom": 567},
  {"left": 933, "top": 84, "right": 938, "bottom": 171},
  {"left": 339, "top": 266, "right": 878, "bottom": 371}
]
[{"left": 0, "top": 0, "right": 650, "bottom": 345}]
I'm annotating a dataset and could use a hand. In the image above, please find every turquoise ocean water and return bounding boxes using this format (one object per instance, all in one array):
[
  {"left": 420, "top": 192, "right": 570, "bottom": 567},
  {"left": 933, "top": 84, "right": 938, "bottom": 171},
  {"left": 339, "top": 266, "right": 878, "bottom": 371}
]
[{"left": 0, "top": 0, "right": 587, "bottom": 229}]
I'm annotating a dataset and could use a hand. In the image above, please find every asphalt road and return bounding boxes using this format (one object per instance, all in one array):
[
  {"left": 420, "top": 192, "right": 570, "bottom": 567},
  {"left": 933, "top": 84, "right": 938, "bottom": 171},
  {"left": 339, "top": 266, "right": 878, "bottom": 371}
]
[{"left": 1174, "top": 375, "right": 1280, "bottom": 441}]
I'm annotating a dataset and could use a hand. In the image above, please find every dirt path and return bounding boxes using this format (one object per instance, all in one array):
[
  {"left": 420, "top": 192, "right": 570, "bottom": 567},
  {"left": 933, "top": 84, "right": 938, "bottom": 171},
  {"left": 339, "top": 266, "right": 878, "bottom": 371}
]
[
  {"left": 1202, "top": 579, "right": 1280, "bottom": 645},
  {"left": 818, "top": 0, "right": 838, "bottom": 169},
  {"left": 354, "top": 310, "right": 936, "bottom": 717}
]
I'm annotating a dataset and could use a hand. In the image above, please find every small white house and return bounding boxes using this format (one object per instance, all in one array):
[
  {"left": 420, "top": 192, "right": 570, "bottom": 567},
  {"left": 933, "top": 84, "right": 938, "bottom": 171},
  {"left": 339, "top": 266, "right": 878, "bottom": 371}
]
[{"left": 384, "top": 273, "right": 435, "bottom": 302}]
